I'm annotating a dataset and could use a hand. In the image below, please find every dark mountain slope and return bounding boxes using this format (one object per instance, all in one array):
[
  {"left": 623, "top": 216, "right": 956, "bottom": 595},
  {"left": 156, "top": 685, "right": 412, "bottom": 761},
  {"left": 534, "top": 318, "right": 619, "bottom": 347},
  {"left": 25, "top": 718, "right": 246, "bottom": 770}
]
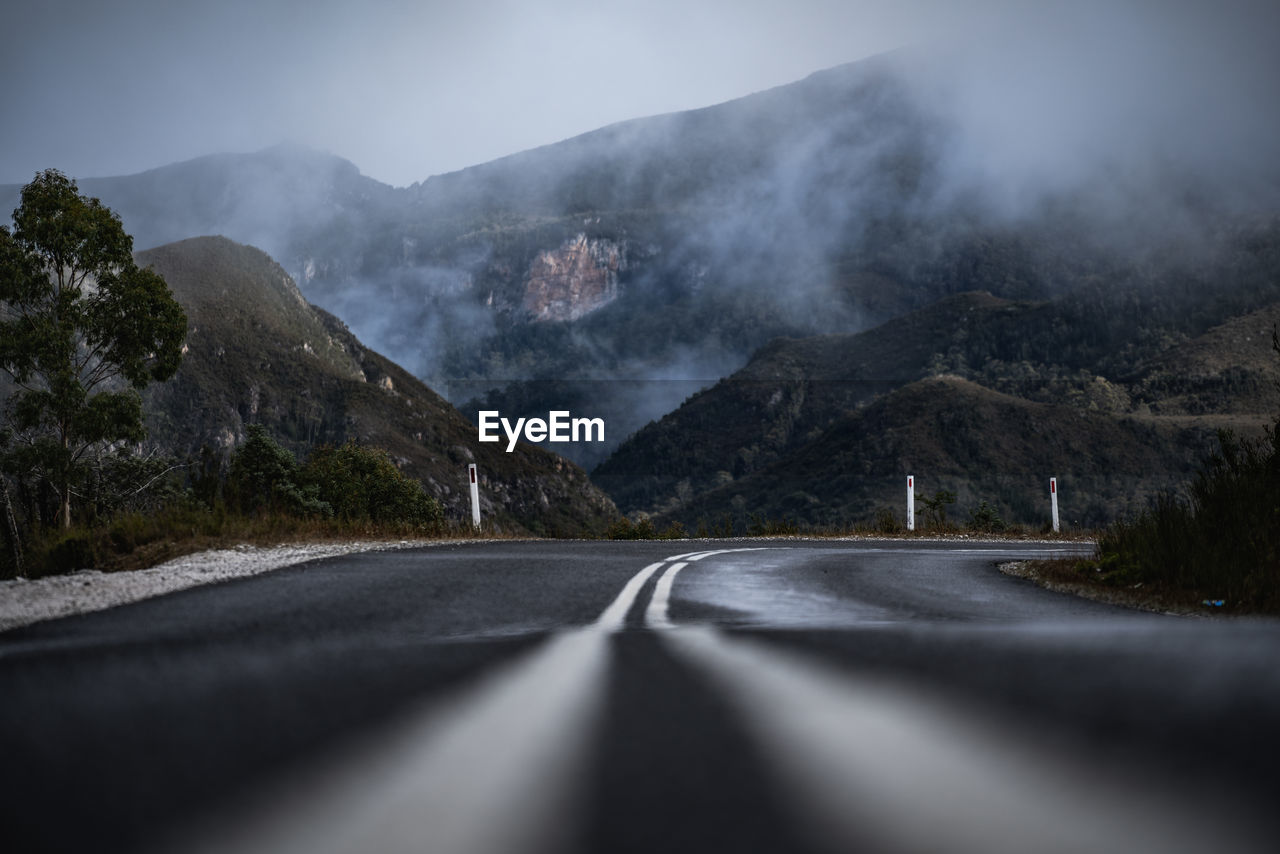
[
  {"left": 592, "top": 291, "right": 1028, "bottom": 514},
  {"left": 137, "top": 237, "right": 614, "bottom": 535},
  {"left": 661, "top": 377, "right": 1214, "bottom": 530},
  {"left": 597, "top": 273, "right": 1280, "bottom": 522},
  {"left": 1134, "top": 300, "right": 1280, "bottom": 416}
]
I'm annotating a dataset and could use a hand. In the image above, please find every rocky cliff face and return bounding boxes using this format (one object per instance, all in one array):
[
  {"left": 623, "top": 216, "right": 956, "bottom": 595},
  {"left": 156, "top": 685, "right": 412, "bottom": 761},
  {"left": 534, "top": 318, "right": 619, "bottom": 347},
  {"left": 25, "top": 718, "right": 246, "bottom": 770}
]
[{"left": 523, "top": 233, "right": 625, "bottom": 322}]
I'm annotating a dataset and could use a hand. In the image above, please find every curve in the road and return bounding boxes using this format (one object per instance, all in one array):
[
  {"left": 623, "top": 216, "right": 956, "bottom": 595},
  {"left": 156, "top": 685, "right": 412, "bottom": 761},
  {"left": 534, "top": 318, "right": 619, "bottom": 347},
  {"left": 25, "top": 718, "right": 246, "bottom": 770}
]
[{"left": 170, "top": 543, "right": 1271, "bottom": 854}]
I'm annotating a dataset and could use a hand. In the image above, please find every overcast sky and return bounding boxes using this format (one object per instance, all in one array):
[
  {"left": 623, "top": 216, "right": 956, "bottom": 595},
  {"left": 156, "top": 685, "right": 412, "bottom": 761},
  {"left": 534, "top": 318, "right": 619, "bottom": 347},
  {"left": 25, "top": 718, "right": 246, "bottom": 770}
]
[{"left": 2, "top": 0, "right": 1277, "bottom": 188}]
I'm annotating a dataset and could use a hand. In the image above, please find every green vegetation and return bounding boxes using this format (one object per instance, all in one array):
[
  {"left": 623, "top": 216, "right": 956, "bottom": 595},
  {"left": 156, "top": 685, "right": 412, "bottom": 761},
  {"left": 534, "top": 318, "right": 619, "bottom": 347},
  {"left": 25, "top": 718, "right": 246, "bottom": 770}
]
[
  {"left": 135, "top": 236, "right": 617, "bottom": 540},
  {"left": 604, "top": 516, "right": 686, "bottom": 540},
  {"left": 5, "top": 425, "right": 448, "bottom": 579},
  {"left": 226, "top": 425, "right": 331, "bottom": 517},
  {"left": 968, "top": 501, "right": 1009, "bottom": 534},
  {"left": 1076, "top": 330, "right": 1280, "bottom": 611},
  {"left": 2, "top": 225, "right": 621, "bottom": 577},
  {"left": 598, "top": 250, "right": 1280, "bottom": 532},
  {"left": 302, "top": 441, "right": 444, "bottom": 526},
  {"left": 17, "top": 502, "right": 458, "bottom": 580},
  {"left": 597, "top": 503, "right": 1041, "bottom": 542},
  {"left": 227, "top": 425, "right": 444, "bottom": 529},
  {"left": 919, "top": 490, "right": 957, "bottom": 529},
  {"left": 0, "top": 170, "right": 186, "bottom": 531},
  {"left": 1092, "top": 425, "right": 1279, "bottom": 609},
  {"left": 874, "top": 506, "right": 904, "bottom": 534},
  {"left": 624, "top": 375, "right": 1208, "bottom": 533}
]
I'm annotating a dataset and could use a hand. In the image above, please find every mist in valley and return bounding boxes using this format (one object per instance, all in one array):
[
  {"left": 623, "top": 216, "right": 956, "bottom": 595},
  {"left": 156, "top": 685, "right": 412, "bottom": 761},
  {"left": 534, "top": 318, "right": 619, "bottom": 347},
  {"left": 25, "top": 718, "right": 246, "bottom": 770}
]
[{"left": 4, "top": 1, "right": 1278, "bottom": 469}]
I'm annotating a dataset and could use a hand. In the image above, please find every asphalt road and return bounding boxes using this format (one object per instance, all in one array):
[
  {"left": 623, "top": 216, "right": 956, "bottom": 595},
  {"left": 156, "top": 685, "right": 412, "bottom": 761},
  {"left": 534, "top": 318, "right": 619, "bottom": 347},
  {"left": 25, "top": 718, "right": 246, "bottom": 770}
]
[{"left": 2, "top": 539, "right": 1278, "bottom": 854}]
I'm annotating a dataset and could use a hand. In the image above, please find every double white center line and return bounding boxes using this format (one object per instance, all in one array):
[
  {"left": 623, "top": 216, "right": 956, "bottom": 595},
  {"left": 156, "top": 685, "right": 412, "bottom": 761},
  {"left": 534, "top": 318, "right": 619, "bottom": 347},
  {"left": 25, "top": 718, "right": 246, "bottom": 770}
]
[
  {"left": 183, "top": 548, "right": 771, "bottom": 854},
  {"left": 172, "top": 546, "right": 1254, "bottom": 854},
  {"left": 596, "top": 548, "right": 770, "bottom": 632}
]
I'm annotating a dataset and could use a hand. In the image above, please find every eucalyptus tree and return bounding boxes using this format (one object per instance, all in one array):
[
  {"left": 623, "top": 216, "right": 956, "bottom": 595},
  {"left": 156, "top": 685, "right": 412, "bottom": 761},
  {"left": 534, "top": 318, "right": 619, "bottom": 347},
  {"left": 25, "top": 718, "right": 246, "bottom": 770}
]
[{"left": 0, "top": 169, "right": 186, "bottom": 529}]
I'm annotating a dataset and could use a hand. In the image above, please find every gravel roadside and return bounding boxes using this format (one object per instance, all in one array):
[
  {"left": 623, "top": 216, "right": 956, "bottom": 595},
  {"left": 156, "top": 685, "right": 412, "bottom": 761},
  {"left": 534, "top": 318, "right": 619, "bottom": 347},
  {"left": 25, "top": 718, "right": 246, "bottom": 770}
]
[{"left": 0, "top": 540, "right": 465, "bottom": 633}]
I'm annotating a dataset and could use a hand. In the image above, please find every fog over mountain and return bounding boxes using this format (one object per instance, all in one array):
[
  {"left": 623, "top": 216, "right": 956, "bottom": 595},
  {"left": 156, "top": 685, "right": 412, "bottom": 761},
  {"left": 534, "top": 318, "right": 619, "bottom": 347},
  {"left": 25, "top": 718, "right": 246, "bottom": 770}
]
[
  {"left": 4, "top": 1, "right": 1278, "bottom": 467},
  {"left": 0, "top": 0, "right": 1033, "bottom": 187}
]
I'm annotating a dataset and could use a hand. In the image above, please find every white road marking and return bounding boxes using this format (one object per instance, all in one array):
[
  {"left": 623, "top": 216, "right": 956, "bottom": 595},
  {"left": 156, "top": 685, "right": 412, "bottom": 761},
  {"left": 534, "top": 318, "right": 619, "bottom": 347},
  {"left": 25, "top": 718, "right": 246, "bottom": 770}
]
[
  {"left": 664, "top": 546, "right": 771, "bottom": 563},
  {"left": 663, "top": 626, "right": 1265, "bottom": 854},
  {"left": 178, "top": 628, "right": 609, "bottom": 854},
  {"left": 683, "top": 547, "right": 770, "bottom": 561},
  {"left": 637, "top": 547, "right": 775, "bottom": 629},
  {"left": 664, "top": 550, "right": 714, "bottom": 561},
  {"left": 176, "top": 555, "right": 708, "bottom": 853},
  {"left": 594, "top": 561, "right": 666, "bottom": 630},
  {"left": 170, "top": 547, "right": 779, "bottom": 854},
  {"left": 645, "top": 562, "right": 688, "bottom": 629}
]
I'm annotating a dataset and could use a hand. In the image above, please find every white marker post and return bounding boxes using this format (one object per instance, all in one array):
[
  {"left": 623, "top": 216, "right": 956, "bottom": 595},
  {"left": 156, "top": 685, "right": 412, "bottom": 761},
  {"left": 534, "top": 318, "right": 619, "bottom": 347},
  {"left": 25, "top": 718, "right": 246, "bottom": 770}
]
[
  {"left": 1049, "top": 476, "right": 1060, "bottom": 533},
  {"left": 906, "top": 475, "right": 915, "bottom": 532},
  {"left": 468, "top": 464, "right": 481, "bottom": 529}
]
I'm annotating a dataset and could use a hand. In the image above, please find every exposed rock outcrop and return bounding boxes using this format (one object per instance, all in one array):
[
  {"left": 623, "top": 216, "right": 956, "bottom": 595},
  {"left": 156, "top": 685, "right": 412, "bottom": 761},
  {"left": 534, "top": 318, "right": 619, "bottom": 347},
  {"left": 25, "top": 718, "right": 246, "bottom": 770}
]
[{"left": 523, "top": 233, "right": 625, "bottom": 322}]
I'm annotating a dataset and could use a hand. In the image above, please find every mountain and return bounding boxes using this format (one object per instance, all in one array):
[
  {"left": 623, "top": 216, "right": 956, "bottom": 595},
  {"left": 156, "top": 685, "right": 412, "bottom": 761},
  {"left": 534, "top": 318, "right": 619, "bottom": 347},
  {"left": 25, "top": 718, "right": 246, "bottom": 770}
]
[
  {"left": 655, "top": 376, "right": 1214, "bottom": 531},
  {"left": 591, "top": 291, "right": 1024, "bottom": 514},
  {"left": 135, "top": 236, "right": 616, "bottom": 535},
  {"left": 60, "top": 144, "right": 396, "bottom": 258},
  {"left": 1134, "top": 301, "right": 1280, "bottom": 416},
  {"left": 594, "top": 279, "right": 1280, "bottom": 528},
  {"left": 5, "top": 51, "right": 1278, "bottom": 474}
]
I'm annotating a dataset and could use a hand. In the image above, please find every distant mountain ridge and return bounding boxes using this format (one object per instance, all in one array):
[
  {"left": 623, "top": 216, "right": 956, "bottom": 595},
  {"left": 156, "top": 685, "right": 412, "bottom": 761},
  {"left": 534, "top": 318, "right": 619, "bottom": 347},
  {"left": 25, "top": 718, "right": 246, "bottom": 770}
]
[{"left": 4, "top": 48, "right": 1278, "bottom": 488}]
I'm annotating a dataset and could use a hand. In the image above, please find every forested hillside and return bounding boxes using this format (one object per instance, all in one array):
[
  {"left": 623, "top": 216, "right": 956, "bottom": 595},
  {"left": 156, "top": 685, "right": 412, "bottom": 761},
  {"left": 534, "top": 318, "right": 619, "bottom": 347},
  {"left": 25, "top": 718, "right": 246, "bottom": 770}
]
[{"left": 595, "top": 228, "right": 1280, "bottom": 529}]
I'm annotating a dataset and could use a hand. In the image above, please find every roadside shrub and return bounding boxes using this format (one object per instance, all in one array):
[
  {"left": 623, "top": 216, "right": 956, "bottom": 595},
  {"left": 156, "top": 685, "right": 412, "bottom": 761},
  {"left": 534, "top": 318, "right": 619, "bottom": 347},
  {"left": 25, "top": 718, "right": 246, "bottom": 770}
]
[
  {"left": 747, "top": 512, "right": 801, "bottom": 536},
  {"left": 605, "top": 516, "right": 657, "bottom": 539},
  {"left": 968, "top": 501, "right": 1008, "bottom": 533},
  {"left": 605, "top": 517, "right": 635, "bottom": 539},
  {"left": 4, "top": 429, "right": 449, "bottom": 578},
  {"left": 1097, "top": 427, "right": 1279, "bottom": 607},
  {"left": 80, "top": 449, "right": 186, "bottom": 524},
  {"left": 302, "top": 442, "right": 443, "bottom": 529},
  {"left": 710, "top": 514, "right": 735, "bottom": 538},
  {"left": 920, "top": 489, "right": 957, "bottom": 530},
  {"left": 226, "top": 428, "right": 442, "bottom": 530},
  {"left": 226, "top": 425, "right": 329, "bottom": 517},
  {"left": 41, "top": 531, "right": 97, "bottom": 575},
  {"left": 874, "top": 506, "right": 903, "bottom": 534},
  {"left": 659, "top": 520, "right": 687, "bottom": 540}
]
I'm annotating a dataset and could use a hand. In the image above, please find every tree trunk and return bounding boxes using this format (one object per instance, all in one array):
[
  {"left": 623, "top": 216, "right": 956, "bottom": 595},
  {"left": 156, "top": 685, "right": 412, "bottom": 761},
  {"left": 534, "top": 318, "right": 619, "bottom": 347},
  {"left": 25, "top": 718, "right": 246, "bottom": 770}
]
[
  {"left": 60, "top": 428, "right": 72, "bottom": 529},
  {"left": 0, "top": 475, "right": 22, "bottom": 577}
]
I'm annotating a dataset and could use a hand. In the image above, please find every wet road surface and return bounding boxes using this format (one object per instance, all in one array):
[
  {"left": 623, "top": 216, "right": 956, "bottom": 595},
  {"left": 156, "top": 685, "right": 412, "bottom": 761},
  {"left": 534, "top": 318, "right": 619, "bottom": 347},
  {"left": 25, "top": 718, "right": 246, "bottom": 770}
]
[{"left": 2, "top": 539, "right": 1277, "bottom": 853}]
